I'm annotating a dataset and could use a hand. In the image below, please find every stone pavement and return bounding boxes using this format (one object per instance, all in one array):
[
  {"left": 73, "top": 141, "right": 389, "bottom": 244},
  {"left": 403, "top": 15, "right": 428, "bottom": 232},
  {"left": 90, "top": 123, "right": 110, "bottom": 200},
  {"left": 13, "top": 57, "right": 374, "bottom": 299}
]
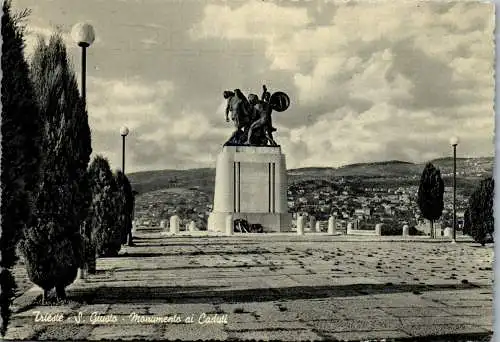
[{"left": 6, "top": 230, "right": 494, "bottom": 341}]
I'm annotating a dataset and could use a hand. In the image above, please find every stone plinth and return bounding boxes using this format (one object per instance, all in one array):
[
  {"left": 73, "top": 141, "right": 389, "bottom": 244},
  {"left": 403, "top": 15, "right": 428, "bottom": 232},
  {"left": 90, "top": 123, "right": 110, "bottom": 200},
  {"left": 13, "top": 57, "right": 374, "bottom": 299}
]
[
  {"left": 328, "top": 216, "right": 336, "bottom": 235},
  {"left": 296, "top": 215, "right": 304, "bottom": 235},
  {"left": 208, "top": 146, "right": 292, "bottom": 232},
  {"left": 402, "top": 224, "right": 409, "bottom": 237},
  {"left": 170, "top": 215, "right": 179, "bottom": 234}
]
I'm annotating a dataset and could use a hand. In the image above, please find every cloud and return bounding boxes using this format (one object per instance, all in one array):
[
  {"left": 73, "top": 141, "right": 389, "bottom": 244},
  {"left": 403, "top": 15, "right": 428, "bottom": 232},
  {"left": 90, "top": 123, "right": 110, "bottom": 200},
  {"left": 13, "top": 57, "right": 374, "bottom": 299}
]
[
  {"left": 87, "top": 76, "right": 229, "bottom": 172},
  {"left": 190, "top": 1, "right": 310, "bottom": 42},
  {"left": 192, "top": 1, "right": 494, "bottom": 168},
  {"left": 13, "top": 0, "right": 493, "bottom": 172},
  {"left": 23, "top": 23, "right": 103, "bottom": 59}
]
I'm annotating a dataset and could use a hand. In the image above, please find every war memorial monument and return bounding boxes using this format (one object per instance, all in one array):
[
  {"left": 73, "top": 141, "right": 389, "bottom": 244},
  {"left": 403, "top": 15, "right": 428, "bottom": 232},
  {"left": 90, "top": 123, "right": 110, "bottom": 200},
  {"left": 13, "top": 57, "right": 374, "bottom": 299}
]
[{"left": 208, "top": 85, "right": 293, "bottom": 232}]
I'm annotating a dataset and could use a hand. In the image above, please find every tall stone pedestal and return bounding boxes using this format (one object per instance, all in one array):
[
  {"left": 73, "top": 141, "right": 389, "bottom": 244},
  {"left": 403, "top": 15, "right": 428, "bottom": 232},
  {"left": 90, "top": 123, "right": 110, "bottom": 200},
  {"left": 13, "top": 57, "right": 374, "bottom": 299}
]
[{"left": 208, "top": 146, "right": 292, "bottom": 232}]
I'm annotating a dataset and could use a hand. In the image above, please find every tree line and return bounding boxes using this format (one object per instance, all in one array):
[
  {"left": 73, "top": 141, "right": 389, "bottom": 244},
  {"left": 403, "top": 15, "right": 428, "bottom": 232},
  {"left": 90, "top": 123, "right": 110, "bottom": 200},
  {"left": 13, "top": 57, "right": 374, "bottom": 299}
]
[{"left": 1, "top": 1, "right": 134, "bottom": 335}]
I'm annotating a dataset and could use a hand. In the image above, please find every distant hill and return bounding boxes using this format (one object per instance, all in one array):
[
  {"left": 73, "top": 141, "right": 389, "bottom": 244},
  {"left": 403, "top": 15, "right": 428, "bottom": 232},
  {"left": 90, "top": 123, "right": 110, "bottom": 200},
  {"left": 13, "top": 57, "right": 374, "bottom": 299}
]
[
  {"left": 128, "top": 157, "right": 493, "bottom": 195},
  {"left": 128, "top": 168, "right": 216, "bottom": 195}
]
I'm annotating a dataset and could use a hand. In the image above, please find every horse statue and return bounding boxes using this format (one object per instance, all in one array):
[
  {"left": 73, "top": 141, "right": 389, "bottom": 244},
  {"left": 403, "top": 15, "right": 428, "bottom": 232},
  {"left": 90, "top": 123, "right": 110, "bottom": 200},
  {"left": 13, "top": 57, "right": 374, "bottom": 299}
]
[{"left": 223, "top": 85, "right": 290, "bottom": 147}]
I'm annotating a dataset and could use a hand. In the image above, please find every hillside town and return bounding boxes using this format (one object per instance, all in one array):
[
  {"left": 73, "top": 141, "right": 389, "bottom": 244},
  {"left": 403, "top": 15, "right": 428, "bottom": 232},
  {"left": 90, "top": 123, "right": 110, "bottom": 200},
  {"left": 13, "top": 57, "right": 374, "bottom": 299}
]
[{"left": 133, "top": 174, "right": 474, "bottom": 232}]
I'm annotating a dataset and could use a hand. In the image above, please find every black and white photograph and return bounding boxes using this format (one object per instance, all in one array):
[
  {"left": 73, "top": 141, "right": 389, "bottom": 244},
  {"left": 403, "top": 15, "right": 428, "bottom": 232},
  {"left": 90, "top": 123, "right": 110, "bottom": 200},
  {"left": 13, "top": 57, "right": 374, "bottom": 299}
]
[{"left": 0, "top": 0, "right": 495, "bottom": 340}]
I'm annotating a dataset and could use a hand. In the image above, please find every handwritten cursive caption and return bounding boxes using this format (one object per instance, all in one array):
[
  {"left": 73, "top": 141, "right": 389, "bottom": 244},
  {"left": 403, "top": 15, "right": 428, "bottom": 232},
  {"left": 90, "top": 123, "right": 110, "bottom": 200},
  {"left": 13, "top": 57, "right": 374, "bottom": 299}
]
[{"left": 32, "top": 311, "right": 229, "bottom": 325}]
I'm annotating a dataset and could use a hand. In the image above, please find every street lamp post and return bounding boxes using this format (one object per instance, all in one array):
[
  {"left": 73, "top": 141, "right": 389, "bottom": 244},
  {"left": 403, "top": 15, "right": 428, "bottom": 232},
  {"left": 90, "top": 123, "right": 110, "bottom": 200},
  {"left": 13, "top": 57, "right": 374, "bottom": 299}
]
[
  {"left": 71, "top": 23, "right": 95, "bottom": 106},
  {"left": 120, "top": 126, "right": 129, "bottom": 174},
  {"left": 449, "top": 136, "right": 459, "bottom": 243},
  {"left": 72, "top": 22, "right": 95, "bottom": 280}
]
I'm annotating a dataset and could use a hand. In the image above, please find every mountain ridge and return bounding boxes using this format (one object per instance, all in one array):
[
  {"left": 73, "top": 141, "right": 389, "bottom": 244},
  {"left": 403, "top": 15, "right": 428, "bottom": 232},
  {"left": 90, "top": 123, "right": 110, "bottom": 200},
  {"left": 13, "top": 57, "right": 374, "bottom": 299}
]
[{"left": 127, "top": 157, "right": 493, "bottom": 195}]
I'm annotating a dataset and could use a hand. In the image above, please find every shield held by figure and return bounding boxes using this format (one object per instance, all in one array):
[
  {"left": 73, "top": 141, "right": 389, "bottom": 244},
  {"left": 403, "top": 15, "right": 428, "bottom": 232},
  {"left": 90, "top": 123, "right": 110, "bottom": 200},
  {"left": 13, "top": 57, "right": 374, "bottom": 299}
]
[{"left": 269, "top": 91, "right": 290, "bottom": 112}]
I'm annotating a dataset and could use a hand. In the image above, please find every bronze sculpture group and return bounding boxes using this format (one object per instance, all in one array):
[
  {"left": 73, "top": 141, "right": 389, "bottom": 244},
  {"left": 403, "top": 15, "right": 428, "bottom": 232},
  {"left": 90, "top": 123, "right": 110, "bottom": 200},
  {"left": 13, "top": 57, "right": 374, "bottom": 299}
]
[{"left": 223, "top": 85, "right": 290, "bottom": 147}]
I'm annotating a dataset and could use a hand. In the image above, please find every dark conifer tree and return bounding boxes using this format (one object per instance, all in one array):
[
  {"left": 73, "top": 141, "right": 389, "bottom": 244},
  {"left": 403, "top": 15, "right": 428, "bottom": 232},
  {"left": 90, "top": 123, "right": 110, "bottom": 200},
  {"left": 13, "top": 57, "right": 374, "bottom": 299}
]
[
  {"left": 86, "top": 156, "right": 123, "bottom": 258},
  {"left": 115, "top": 170, "right": 134, "bottom": 245},
  {"left": 417, "top": 162, "right": 444, "bottom": 238},
  {"left": 21, "top": 34, "right": 90, "bottom": 300},
  {"left": 467, "top": 177, "right": 494, "bottom": 246},
  {"left": 0, "top": 1, "right": 43, "bottom": 335}
]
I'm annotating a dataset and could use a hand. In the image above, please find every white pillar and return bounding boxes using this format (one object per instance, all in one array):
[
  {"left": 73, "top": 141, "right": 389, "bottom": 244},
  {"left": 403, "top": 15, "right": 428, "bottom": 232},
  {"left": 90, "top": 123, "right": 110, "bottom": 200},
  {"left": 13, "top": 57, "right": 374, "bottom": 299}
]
[
  {"left": 296, "top": 215, "right": 304, "bottom": 235},
  {"left": 375, "top": 223, "right": 383, "bottom": 236},
  {"left": 402, "top": 224, "right": 409, "bottom": 237},
  {"left": 170, "top": 215, "right": 179, "bottom": 234},
  {"left": 189, "top": 221, "right": 196, "bottom": 232},
  {"left": 225, "top": 214, "right": 234, "bottom": 236},
  {"left": 315, "top": 221, "right": 321, "bottom": 232},
  {"left": 347, "top": 222, "right": 353, "bottom": 234},
  {"left": 328, "top": 216, "right": 336, "bottom": 235}
]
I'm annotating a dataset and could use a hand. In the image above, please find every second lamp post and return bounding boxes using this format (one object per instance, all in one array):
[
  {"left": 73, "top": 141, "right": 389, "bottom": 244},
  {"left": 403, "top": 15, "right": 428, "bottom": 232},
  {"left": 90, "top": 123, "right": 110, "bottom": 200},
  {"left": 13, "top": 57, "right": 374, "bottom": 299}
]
[
  {"left": 120, "top": 126, "right": 129, "bottom": 174},
  {"left": 450, "top": 136, "right": 459, "bottom": 243}
]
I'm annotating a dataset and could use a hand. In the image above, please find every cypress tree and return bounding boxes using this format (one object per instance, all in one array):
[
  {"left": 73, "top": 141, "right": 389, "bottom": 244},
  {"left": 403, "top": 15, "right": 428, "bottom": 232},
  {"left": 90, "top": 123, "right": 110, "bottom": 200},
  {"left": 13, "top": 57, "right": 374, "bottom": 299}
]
[
  {"left": 0, "top": 1, "right": 43, "bottom": 335},
  {"left": 115, "top": 171, "right": 134, "bottom": 246},
  {"left": 417, "top": 162, "right": 444, "bottom": 238},
  {"left": 467, "top": 177, "right": 494, "bottom": 246},
  {"left": 20, "top": 34, "right": 90, "bottom": 300},
  {"left": 87, "top": 156, "right": 123, "bottom": 258}
]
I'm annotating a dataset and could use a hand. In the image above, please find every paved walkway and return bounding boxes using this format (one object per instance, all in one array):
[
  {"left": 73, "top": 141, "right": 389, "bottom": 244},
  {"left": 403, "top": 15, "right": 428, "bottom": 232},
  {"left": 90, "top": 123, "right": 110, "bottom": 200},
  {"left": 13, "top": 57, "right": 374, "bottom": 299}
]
[{"left": 7, "top": 230, "right": 494, "bottom": 341}]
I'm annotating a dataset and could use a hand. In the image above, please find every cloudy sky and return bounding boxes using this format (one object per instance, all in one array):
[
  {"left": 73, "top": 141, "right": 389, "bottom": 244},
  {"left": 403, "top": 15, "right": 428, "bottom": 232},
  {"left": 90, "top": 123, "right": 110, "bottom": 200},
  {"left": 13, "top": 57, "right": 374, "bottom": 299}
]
[{"left": 13, "top": 0, "right": 495, "bottom": 173}]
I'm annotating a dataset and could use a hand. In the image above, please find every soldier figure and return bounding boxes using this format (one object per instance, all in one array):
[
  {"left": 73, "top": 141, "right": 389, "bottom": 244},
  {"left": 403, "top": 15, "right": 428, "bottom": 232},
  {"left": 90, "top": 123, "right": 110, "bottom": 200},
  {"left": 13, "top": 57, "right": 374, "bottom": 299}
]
[
  {"left": 224, "top": 89, "right": 252, "bottom": 145},
  {"left": 245, "top": 85, "right": 277, "bottom": 146}
]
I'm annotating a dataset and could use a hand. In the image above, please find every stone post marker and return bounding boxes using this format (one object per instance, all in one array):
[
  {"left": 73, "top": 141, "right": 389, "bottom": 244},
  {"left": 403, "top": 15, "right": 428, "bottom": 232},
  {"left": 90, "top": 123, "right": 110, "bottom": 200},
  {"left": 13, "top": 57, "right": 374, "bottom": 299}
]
[
  {"left": 375, "top": 223, "right": 383, "bottom": 236},
  {"left": 309, "top": 216, "right": 316, "bottom": 231},
  {"left": 296, "top": 215, "right": 304, "bottom": 235},
  {"left": 225, "top": 214, "right": 234, "bottom": 236},
  {"left": 328, "top": 216, "right": 336, "bottom": 235},
  {"left": 402, "top": 224, "right": 409, "bottom": 237},
  {"left": 315, "top": 221, "right": 321, "bottom": 233},
  {"left": 189, "top": 221, "right": 196, "bottom": 232},
  {"left": 170, "top": 215, "right": 179, "bottom": 234},
  {"left": 347, "top": 222, "right": 353, "bottom": 234},
  {"left": 160, "top": 220, "right": 166, "bottom": 229}
]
